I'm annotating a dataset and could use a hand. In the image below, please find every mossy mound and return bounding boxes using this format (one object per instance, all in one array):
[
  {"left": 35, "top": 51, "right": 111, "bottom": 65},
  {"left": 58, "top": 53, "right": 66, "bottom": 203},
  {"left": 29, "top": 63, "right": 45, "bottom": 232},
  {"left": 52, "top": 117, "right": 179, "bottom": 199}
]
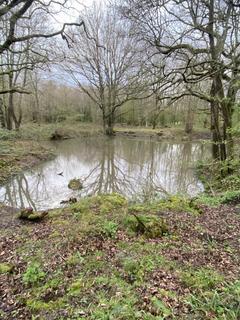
[
  {"left": 128, "top": 195, "right": 201, "bottom": 215},
  {"left": 18, "top": 208, "right": 48, "bottom": 221},
  {"left": 125, "top": 214, "right": 169, "bottom": 238},
  {"left": 68, "top": 178, "right": 83, "bottom": 190}
]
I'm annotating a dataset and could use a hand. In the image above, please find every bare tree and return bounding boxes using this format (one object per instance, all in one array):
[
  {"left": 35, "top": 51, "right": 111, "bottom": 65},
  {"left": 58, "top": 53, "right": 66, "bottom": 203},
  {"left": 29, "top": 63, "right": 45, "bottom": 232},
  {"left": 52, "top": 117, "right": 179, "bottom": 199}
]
[
  {"left": 0, "top": 0, "right": 84, "bottom": 117},
  {"left": 64, "top": 2, "right": 146, "bottom": 135},
  {"left": 0, "top": 0, "right": 84, "bottom": 56},
  {"left": 121, "top": 0, "right": 240, "bottom": 161},
  {"left": 0, "top": 0, "right": 85, "bottom": 129}
]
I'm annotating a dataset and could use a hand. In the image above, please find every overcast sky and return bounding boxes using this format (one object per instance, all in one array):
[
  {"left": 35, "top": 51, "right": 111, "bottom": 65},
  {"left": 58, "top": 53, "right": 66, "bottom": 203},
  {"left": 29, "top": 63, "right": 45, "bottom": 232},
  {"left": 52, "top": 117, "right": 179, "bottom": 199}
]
[{"left": 54, "top": 0, "right": 102, "bottom": 25}]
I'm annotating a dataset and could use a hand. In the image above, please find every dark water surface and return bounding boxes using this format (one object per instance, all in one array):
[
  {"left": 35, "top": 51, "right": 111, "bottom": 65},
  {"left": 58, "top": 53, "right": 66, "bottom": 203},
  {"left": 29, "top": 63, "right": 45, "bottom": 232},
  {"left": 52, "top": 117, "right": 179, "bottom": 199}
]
[{"left": 0, "top": 137, "right": 210, "bottom": 210}]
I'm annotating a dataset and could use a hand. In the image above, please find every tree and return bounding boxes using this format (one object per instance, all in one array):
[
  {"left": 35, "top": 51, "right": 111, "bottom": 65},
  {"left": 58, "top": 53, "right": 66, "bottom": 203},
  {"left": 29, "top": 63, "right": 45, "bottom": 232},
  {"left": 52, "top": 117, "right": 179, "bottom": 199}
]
[
  {"left": 121, "top": 0, "right": 240, "bottom": 161},
  {"left": 64, "top": 2, "right": 145, "bottom": 135},
  {"left": 0, "top": 0, "right": 84, "bottom": 56},
  {"left": 0, "top": 0, "right": 84, "bottom": 129}
]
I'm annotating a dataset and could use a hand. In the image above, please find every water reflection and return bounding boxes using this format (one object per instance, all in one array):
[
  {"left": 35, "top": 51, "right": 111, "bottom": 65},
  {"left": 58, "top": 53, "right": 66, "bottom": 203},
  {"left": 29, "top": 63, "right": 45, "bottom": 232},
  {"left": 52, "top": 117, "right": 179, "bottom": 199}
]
[{"left": 0, "top": 137, "right": 209, "bottom": 210}]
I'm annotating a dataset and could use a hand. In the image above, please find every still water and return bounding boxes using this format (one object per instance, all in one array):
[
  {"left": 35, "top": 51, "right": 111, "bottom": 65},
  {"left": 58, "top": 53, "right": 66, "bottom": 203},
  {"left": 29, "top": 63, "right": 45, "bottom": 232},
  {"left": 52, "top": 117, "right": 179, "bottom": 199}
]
[{"left": 0, "top": 137, "right": 210, "bottom": 210}]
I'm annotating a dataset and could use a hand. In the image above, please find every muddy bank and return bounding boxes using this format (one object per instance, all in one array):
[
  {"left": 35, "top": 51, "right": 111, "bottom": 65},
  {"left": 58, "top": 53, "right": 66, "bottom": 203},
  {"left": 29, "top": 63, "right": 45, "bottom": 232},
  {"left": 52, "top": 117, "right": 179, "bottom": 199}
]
[{"left": 0, "top": 140, "right": 54, "bottom": 185}]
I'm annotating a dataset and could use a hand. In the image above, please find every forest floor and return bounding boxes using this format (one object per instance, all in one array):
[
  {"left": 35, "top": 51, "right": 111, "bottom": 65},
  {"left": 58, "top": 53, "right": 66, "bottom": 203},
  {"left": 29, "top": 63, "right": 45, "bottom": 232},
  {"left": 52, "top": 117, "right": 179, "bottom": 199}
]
[{"left": 0, "top": 194, "right": 239, "bottom": 320}]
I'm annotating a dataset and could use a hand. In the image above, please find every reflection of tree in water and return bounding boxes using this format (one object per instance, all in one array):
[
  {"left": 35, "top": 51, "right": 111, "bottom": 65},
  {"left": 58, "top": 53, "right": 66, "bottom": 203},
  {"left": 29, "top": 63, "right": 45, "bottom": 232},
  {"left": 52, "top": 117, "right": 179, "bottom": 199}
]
[
  {"left": 0, "top": 138, "right": 210, "bottom": 209},
  {"left": 1, "top": 169, "right": 48, "bottom": 209},
  {"left": 81, "top": 139, "right": 143, "bottom": 197},
  {"left": 80, "top": 138, "right": 208, "bottom": 200}
]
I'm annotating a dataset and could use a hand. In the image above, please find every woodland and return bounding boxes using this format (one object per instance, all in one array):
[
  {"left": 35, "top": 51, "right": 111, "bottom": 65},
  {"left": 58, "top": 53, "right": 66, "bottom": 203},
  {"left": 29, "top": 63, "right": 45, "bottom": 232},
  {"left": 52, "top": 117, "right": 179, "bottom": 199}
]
[{"left": 0, "top": 1, "right": 240, "bottom": 319}]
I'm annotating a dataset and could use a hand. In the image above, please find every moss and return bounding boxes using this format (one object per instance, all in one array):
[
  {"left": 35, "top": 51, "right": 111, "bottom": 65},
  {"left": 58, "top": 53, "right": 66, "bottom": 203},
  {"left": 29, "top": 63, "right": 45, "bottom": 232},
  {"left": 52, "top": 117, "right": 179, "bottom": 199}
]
[
  {"left": 1, "top": 192, "right": 239, "bottom": 319},
  {"left": 26, "top": 297, "right": 66, "bottom": 312},
  {"left": 124, "top": 214, "right": 169, "bottom": 238},
  {"left": 68, "top": 178, "right": 83, "bottom": 190},
  {"left": 129, "top": 195, "right": 201, "bottom": 215},
  {"left": 0, "top": 263, "right": 14, "bottom": 274},
  {"left": 98, "top": 193, "right": 127, "bottom": 215}
]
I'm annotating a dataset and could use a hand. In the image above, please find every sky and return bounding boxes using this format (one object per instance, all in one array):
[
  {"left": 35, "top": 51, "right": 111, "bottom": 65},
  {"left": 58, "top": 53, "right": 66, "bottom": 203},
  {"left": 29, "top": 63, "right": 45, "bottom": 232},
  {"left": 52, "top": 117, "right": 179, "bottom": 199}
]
[
  {"left": 54, "top": 0, "right": 102, "bottom": 25},
  {"left": 46, "top": 0, "right": 103, "bottom": 85}
]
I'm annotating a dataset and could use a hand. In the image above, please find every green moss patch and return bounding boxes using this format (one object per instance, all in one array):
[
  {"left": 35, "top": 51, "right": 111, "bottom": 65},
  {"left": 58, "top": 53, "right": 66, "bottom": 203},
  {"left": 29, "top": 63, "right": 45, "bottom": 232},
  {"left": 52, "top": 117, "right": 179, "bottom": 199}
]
[
  {"left": 0, "top": 263, "right": 14, "bottom": 274},
  {"left": 0, "top": 193, "right": 239, "bottom": 319}
]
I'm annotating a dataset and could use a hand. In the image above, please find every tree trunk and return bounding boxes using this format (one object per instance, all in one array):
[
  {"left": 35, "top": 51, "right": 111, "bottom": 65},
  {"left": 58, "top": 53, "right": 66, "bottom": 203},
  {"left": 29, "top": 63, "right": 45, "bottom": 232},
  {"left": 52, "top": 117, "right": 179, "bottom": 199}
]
[
  {"left": 105, "top": 113, "right": 114, "bottom": 136},
  {"left": 0, "top": 98, "right": 6, "bottom": 128},
  {"left": 152, "top": 120, "right": 156, "bottom": 130},
  {"left": 6, "top": 91, "right": 14, "bottom": 130},
  {"left": 185, "top": 102, "right": 194, "bottom": 134}
]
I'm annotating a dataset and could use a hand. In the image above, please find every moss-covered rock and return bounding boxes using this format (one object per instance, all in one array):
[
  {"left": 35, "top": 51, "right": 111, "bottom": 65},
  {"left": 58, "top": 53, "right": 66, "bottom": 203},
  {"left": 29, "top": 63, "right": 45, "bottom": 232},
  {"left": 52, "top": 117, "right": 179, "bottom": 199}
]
[
  {"left": 18, "top": 208, "right": 48, "bottom": 221},
  {"left": 68, "top": 178, "right": 83, "bottom": 190},
  {"left": 125, "top": 214, "right": 169, "bottom": 238}
]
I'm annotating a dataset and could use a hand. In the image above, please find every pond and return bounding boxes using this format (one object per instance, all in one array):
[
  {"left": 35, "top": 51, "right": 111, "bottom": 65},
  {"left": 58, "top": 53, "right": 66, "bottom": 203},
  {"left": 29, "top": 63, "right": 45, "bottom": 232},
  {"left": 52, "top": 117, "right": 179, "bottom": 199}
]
[{"left": 0, "top": 137, "right": 210, "bottom": 210}]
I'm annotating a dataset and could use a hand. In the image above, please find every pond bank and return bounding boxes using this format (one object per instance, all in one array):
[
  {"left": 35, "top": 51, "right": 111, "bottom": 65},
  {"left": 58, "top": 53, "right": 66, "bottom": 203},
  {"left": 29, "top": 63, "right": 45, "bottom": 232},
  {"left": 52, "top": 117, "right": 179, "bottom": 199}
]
[
  {"left": 0, "top": 140, "right": 53, "bottom": 185},
  {"left": 114, "top": 126, "right": 211, "bottom": 141},
  {"left": 0, "top": 122, "right": 210, "bottom": 190},
  {"left": 0, "top": 194, "right": 239, "bottom": 319},
  {"left": 1, "top": 121, "right": 211, "bottom": 142}
]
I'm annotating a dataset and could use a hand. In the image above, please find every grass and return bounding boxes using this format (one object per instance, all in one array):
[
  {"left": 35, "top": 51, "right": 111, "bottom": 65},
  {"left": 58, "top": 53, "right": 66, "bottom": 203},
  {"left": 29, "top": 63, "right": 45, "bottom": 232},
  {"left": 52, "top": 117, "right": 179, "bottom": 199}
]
[
  {"left": 0, "top": 193, "right": 239, "bottom": 319},
  {"left": 0, "top": 119, "right": 210, "bottom": 143},
  {"left": 114, "top": 124, "right": 210, "bottom": 140},
  {"left": 196, "top": 158, "right": 240, "bottom": 206}
]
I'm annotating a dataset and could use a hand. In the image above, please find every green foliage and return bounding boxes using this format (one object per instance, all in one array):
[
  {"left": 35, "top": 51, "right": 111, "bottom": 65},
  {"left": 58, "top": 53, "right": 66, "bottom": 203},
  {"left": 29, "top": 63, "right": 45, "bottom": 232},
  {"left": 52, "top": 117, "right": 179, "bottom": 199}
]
[
  {"left": 101, "top": 221, "right": 119, "bottom": 238},
  {"left": 68, "top": 278, "right": 84, "bottom": 296},
  {"left": 197, "top": 190, "right": 240, "bottom": 207},
  {"left": 185, "top": 280, "right": 240, "bottom": 320},
  {"left": 66, "top": 251, "right": 84, "bottom": 266},
  {"left": 197, "top": 159, "right": 240, "bottom": 193},
  {"left": 123, "top": 258, "right": 141, "bottom": 276},
  {"left": 26, "top": 297, "right": 66, "bottom": 312},
  {"left": 23, "top": 262, "right": 46, "bottom": 286},
  {"left": 90, "top": 276, "right": 139, "bottom": 319},
  {"left": 0, "top": 128, "right": 19, "bottom": 141},
  {"left": 180, "top": 268, "right": 224, "bottom": 290},
  {"left": 151, "top": 297, "right": 173, "bottom": 318}
]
